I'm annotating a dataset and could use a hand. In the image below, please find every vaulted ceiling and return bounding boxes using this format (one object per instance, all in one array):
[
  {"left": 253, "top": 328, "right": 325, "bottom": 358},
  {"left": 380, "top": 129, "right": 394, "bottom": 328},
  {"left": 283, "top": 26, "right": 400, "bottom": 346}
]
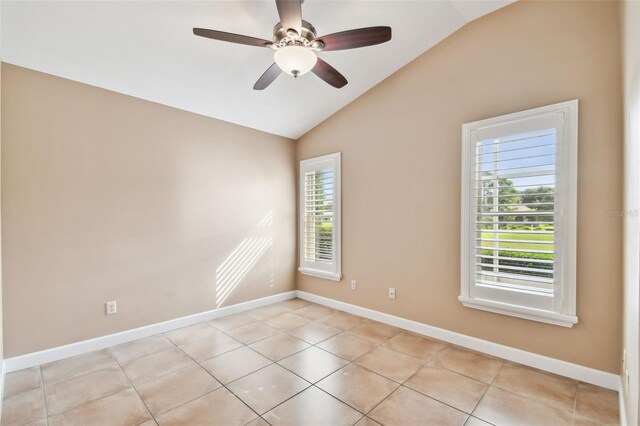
[{"left": 2, "top": 0, "right": 513, "bottom": 139}]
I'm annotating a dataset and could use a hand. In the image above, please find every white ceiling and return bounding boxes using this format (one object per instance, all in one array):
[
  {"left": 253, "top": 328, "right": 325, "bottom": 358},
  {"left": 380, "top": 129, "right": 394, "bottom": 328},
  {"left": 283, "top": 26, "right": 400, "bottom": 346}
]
[{"left": 1, "top": 0, "right": 513, "bottom": 139}]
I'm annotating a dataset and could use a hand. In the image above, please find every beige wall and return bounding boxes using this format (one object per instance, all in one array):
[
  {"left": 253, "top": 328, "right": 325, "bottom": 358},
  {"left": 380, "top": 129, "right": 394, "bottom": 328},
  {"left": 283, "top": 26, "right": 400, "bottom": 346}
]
[
  {"left": 297, "top": 0, "right": 623, "bottom": 373},
  {"left": 1, "top": 64, "right": 296, "bottom": 357},
  {"left": 0, "top": 7, "right": 4, "bottom": 368},
  {"left": 622, "top": 0, "right": 640, "bottom": 422}
]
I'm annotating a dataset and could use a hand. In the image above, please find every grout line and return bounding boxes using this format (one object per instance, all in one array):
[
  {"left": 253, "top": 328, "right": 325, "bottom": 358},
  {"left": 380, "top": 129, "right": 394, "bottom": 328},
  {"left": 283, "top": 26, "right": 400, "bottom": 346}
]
[
  {"left": 257, "top": 415, "right": 273, "bottom": 426},
  {"left": 161, "top": 324, "right": 319, "bottom": 423},
  {"left": 309, "top": 384, "right": 366, "bottom": 425},
  {"left": 241, "top": 381, "right": 312, "bottom": 418},
  {"left": 200, "top": 309, "right": 347, "bottom": 418},
  {"left": 571, "top": 381, "right": 580, "bottom": 425},
  {"left": 366, "top": 346, "right": 441, "bottom": 418},
  {"left": 469, "top": 382, "right": 492, "bottom": 422},
  {"left": 40, "top": 356, "right": 140, "bottom": 421},
  {"left": 108, "top": 347, "right": 156, "bottom": 424},
  {"left": 38, "top": 365, "right": 50, "bottom": 426},
  {"left": 165, "top": 344, "right": 264, "bottom": 421}
]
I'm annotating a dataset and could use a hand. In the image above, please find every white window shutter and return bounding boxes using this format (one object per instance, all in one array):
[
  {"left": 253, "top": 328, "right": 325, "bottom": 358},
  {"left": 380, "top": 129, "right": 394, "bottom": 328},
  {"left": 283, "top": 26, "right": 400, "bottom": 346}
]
[
  {"left": 460, "top": 101, "right": 578, "bottom": 327},
  {"left": 299, "top": 153, "right": 342, "bottom": 281}
]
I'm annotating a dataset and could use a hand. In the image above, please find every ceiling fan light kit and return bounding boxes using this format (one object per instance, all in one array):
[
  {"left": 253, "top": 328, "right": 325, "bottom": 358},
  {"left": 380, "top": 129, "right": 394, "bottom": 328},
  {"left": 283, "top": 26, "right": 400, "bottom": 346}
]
[
  {"left": 193, "top": 0, "right": 392, "bottom": 90},
  {"left": 274, "top": 46, "right": 317, "bottom": 77}
]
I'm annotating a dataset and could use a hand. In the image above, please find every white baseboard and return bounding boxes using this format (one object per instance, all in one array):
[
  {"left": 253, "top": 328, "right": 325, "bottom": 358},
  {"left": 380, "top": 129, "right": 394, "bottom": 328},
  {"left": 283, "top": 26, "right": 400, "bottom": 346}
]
[
  {"left": 0, "top": 360, "right": 5, "bottom": 421},
  {"left": 296, "top": 291, "right": 620, "bottom": 391},
  {"left": 5, "top": 289, "right": 620, "bottom": 392},
  {"left": 4, "top": 291, "right": 296, "bottom": 373}
]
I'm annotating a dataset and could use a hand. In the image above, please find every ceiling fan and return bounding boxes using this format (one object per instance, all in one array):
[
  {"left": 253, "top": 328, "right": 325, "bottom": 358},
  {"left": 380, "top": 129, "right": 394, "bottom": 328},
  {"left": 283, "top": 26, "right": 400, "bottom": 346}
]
[{"left": 193, "top": 0, "right": 391, "bottom": 90}]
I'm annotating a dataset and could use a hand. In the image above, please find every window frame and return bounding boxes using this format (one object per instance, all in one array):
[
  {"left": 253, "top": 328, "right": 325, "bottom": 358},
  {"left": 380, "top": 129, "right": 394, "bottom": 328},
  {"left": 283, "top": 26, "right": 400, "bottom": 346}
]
[
  {"left": 298, "top": 152, "right": 342, "bottom": 282},
  {"left": 459, "top": 100, "right": 579, "bottom": 328}
]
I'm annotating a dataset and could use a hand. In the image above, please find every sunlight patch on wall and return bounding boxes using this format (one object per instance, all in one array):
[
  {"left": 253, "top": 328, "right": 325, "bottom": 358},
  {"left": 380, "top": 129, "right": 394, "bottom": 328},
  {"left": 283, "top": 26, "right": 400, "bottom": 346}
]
[{"left": 215, "top": 211, "right": 273, "bottom": 307}]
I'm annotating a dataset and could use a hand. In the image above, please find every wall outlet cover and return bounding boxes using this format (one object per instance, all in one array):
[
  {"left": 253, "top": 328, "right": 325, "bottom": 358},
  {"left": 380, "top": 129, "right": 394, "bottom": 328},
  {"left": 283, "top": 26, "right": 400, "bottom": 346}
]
[{"left": 106, "top": 301, "right": 117, "bottom": 315}]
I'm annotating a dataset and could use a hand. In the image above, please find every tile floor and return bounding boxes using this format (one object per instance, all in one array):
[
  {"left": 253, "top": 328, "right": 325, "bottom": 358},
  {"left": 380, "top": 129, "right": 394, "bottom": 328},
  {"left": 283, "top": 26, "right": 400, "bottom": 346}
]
[{"left": 2, "top": 298, "right": 620, "bottom": 426}]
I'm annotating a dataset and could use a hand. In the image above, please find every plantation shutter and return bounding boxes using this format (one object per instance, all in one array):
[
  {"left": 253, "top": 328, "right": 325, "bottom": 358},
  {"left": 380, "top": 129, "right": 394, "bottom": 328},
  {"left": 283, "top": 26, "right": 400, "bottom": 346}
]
[
  {"left": 460, "top": 101, "right": 578, "bottom": 327},
  {"left": 299, "top": 153, "right": 341, "bottom": 281},
  {"left": 471, "top": 114, "right": 561, "bottom": 311},
  {"left": 304, "top": 168, "right": 334, "bottom": 263}
]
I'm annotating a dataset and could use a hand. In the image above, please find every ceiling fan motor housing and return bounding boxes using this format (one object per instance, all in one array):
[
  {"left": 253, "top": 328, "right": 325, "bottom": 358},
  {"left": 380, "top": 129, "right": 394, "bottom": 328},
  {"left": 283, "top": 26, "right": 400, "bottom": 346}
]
[{"left": 272, "top": 20, "right": 322, "bottom": 51}]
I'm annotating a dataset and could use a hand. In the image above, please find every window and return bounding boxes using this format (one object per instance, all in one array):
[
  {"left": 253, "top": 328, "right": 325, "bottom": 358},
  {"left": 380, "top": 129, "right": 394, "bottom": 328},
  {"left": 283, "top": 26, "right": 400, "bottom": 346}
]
[
  {"left": 460, "top": 100, "right": 578, "bottom": 327},
  {"left": 299, "top": 153, "right": 342, "bottom": 281}
]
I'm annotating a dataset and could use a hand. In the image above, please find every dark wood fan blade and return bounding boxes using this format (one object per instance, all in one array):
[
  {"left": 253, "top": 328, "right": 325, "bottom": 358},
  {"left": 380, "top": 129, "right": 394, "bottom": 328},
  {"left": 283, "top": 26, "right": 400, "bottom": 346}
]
[
  {"left": 315, "top": 26, "right": 391, "bottom": 51},
  {"left": 312, "top": 58, "right": 348, "bottom": 88},
  {"left": 193, "top": 28, "right": 273, "bottom": 48},
  {"left": 253, "top": 63, "right": 282, "bottom": 90},
  {"left": 276, "top": 0, "right": 302, "bottom": 35}
]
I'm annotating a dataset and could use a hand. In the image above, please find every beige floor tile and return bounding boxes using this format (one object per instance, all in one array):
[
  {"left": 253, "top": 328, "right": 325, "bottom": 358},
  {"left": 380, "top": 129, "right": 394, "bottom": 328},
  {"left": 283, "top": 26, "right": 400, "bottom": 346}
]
[
  {"left": 7, "top": 303, "right": 598, "bottom": 426},
  {"left": 136, "top": 364, "right": 221, "bottom": 416},
  {"left": 156, "top": 387, "right": 257, "bottom": 426},
  {"left": 317, "top": 364, "right": 399, "bottom": 413},
  {"left": 226, "top": 322, "right": 280, "bottom": 344},
  {"left": 431, "top": 346, "right": 503, "bottom": 383},
  {"left": 355, "top": 346, "right": 425, "bottom": 383},
  {"left": 264, "top": 313, "right": 310, "bottom": 331},
  {"left": 1, "top": 388, "right": 46, "bottom": 426},
  {"left": 370, "top": 386, "right": 468, "bottom": 425},
  {"left": 355, "top": 417, "right": 381, "bottom": 426},
  {"left": 263, "top": 386, "right": 363, "bottom": 426},
  {"left": 121, "top": 347, "right": 195, "bottom": 385},
  {"left": 278, "top": 346, "right": 348, "bottom": 383},
  {"left": 227, "top": 364, "right": 309, "bottom": 414},
  {"left": 318, "top": 333, "right": 377, "bottom": 361},
  {"left": 245, "top": 304, "right": 289, "bottom": 321},
  {"left": 492, "top": 363, "right": 577, "bottom": 412},
  {"left": 348, "top": 322, "right": 400, "bottom": 345},
  {"left": 111, "top": 335, "right": 174, "bottom": 365},
  {"left": 4, "top": 367, "right": 42, "bottom": 399},
  {"left": 178, "top": 331, "right": 243, "bottom": 361},
  {"left": 473, "top": 386, "right": 573, "bottom": 426},
  {"left": 573, "top": 414, "right": 611, "bottom": 426},
  {"left": 41, "top": 349, "right": 118, "bottom": 385},
  {"left": 295, "top": 304, "right": 335, "bottom": 321},
  {"left": 575, "top": 383, "right": 620, "bottom": 425},
  {"left": 321, "top": 311, "right": 366, "bottom": 330},
  {"left": 208, "top": 313, "right": 255, "bottom": 331},
  {"left": 245, "top": 418, "right": 271, "bottom": 426},
  {"left": 48, "top": 388, "right": 151, "bottom": 426},
  {"left": 404, "top": 365, "right": 488, "bottom": 413},
  {"left": 287, "top": 322, "right": 341, "bottom": 344},
  {"left": 464, "top": 416, "right": 493, "bottom": 426},
  {"left": 384, "top": 332, "right": 448, "bottom": 360},
  {"left": 44, "top": 364, "right": 131, "bottom": 415},
  {"left": 273, "top": 298, "right": 311, "bottom": 312},
  {"left": 201, "top": 346, "right": 272, "bottom": 384},
  {"left": 23, "top": 420, "right": 48, "bottom": 426},
  {"left": 163, "top": 322, "right": 218, "bottom": 346},
  {"left": 249, "top": 333, "right": 310, "bottom": 361}
]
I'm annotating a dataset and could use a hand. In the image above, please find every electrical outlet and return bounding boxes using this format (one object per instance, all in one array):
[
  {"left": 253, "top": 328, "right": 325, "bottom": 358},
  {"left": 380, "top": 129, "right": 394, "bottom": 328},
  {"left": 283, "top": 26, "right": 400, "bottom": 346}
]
[
  {"left": 351, "top": 280, "right": 357, "bottom": 291},
  {"left": 388, "top": 288, "right": 396, "bottom": 299},
  {"left": 105, "top": 301, "right": 117, "bottom": 315}
]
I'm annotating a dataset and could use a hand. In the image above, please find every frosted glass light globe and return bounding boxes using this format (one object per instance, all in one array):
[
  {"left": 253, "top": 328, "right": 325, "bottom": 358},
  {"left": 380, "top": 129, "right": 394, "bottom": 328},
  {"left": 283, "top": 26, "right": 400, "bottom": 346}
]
[{"left": 274, "top": 46, "right": 317, "bottom": 77}]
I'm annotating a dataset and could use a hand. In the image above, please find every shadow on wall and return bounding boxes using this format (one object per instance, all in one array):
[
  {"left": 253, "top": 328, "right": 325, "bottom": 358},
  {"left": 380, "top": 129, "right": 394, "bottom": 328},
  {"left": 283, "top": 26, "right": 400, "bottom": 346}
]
[{"left": 215, "top": 211, "right": 274, "bottom": 307}]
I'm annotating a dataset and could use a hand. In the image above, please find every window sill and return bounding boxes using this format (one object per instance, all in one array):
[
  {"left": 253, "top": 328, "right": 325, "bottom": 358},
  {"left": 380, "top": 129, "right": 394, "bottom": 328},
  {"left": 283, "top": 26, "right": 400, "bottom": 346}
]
[
  {"left": 458, "top": 296, "right": 578, "bottom": 328},
  {"left": 298, "top": 268, "right": 342, "bottom": 282}
]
